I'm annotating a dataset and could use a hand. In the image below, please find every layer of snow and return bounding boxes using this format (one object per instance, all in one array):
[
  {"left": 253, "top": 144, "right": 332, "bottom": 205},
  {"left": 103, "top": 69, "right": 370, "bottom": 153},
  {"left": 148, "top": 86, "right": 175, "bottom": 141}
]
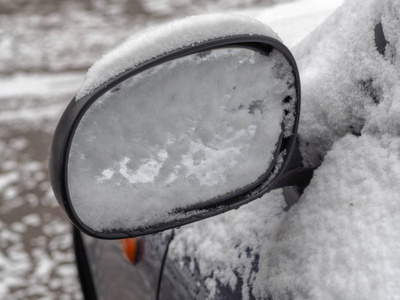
[
  {"left": 68, "top": 47, "right": 295, "bottom": 231},
  {"left": 257, "top": 134, "right": 400, "bottom": 299},
  {"left": 251, "top": 0, "right": 345, "bottom": 47},
  {"left": 0, "top": 104, "right": 66, "bottom": 123},
  {"left": 169, "top": 0, "right": 400, "bottom": 299},
  {"left": 75, "top": 14, "right": 280, "bottom": 100},
  {"left": 296, "top": 0, "right": 400, "bottom": 167},
  {"left": 0, "top": 73, "right": 83, "bottom": 98}
]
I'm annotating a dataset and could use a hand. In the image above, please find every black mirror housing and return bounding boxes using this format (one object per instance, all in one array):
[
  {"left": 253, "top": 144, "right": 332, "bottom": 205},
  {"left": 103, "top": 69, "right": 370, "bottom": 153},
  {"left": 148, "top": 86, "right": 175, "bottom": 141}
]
[{"left": 49, "top": 15, "right": 301, "bottom": 239}]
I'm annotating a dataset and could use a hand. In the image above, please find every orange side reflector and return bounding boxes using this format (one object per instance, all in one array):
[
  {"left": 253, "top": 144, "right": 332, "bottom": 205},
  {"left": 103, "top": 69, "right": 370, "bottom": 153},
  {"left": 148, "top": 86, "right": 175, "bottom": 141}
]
[{"left": 120, "top": 238, "right": 144, "bottom": 264}]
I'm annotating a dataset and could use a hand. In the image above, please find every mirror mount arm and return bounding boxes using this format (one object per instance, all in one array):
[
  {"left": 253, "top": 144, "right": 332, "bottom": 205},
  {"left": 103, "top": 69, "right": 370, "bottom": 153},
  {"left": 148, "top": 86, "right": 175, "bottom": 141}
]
[{"left": 270, "top": 137, "right": 315, "bottom": 208}]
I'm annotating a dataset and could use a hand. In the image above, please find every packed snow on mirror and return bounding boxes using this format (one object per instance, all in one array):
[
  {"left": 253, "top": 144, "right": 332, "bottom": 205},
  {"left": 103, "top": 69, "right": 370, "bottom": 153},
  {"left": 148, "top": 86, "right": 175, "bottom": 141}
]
[
  {"left": 68, "top": 47, "right": 296, "bottom": 231},
  {"left": 75, "top": 14, "right": 279, "bottom": 100},
  {"left": 168, "top": 0, "right": 400, "bottom": 300}
]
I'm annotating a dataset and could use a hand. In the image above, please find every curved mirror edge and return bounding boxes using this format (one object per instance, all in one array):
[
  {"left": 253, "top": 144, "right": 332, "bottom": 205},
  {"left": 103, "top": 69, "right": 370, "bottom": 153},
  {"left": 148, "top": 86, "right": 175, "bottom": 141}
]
[{"left": 64, "top": 46, "right": 298, "bottom": 235}]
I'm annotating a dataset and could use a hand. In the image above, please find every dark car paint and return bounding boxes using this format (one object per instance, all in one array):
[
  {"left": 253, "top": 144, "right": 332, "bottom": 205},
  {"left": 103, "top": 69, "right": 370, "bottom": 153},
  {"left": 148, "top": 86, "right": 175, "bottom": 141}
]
[
  {"left": 77, "top": 229, "right": 173, "bottom": 300},
  {"left": 158, "top": 236, "right": 211, "bottom": 299},
  {"left": 159, "top": 238, "right": 244, "bottom": 300},
  {"left": 77, "top": 226, "right": 245, "bottom": 300}
]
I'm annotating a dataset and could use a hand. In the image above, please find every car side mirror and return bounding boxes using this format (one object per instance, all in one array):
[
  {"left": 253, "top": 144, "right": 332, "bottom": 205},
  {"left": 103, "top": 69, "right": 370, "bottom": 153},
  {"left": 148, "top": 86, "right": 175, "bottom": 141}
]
[{"left": 49, "top": 14, "right": 309, "bottom": 239}]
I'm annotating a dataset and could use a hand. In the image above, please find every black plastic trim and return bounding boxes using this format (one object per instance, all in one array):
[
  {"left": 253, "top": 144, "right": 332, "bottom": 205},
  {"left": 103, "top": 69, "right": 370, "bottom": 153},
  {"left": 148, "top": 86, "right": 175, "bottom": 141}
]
[
  {"left": 156, "top": 230, "right": 175, "bottom": 300},
  {"left": 374, "top": 22, "right": 388, "bottom": 56},
  {"left": 73, "top": 226, "right": 98, "bottom": 300}
]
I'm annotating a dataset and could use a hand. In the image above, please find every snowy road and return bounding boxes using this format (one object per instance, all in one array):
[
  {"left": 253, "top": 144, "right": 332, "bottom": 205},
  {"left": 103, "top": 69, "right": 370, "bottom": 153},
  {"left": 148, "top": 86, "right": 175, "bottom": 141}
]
[{"left": 0, "top": 73, "right": 84, "bottom": 299}]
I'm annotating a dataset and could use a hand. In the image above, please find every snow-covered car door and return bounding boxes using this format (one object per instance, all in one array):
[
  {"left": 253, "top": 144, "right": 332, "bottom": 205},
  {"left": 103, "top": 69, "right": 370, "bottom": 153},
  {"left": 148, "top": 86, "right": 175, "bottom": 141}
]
[{"left": 159, "top": 0, "right": 400, "bottom": 299}]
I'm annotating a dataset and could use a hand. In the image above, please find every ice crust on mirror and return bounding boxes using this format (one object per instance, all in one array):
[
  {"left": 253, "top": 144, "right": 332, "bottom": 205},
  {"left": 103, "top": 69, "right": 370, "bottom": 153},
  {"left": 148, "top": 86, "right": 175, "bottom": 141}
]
[
  {"left": 75, "top": 14, "right": 279, "bottom": 100},
  {"left": 68, "top": 48, "right": 295, "bottom": 231}
]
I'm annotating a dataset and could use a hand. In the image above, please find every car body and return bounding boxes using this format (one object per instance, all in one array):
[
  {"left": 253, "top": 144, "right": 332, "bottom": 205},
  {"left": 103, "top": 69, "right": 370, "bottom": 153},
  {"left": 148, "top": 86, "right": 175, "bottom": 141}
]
[{"left": 56, "top": 0, "right": 400, "bottom": 299}]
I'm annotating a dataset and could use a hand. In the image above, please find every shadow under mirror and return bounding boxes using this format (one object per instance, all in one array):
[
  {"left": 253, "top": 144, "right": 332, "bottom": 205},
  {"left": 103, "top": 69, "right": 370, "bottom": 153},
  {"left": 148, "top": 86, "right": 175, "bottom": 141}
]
[{"left": 66, "top": 47, "right": 296, "bottom": 234}]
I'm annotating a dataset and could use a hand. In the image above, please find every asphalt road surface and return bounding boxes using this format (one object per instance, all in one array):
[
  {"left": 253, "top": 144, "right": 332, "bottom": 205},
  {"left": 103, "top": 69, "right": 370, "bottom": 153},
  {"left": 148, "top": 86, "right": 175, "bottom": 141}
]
[{"left": 0, "top": 72, "right": 84, "bottom": 299}]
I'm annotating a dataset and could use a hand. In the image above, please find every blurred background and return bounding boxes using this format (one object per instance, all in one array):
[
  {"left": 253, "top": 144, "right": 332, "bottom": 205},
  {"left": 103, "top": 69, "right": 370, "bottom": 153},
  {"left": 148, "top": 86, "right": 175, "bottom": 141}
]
[{"left": 0, "top": 0, "right": 290, "bottom": 299}]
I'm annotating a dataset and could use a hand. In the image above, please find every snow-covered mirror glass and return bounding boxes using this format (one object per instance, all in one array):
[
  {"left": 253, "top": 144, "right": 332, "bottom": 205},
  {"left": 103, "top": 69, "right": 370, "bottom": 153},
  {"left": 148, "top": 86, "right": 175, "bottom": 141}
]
[{"left": 67, "top": 47, "right": 295, "bottom": 232}]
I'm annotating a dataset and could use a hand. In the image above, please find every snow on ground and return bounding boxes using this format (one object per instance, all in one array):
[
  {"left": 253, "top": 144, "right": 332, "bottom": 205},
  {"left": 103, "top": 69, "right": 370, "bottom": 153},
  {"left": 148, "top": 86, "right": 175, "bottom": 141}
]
[
  {"left": 0, "top": 77, "right": 82, "bottom": 299},
  {"left": 169, "top": 0, "right": 400, "bottom": 299},
  {"left": 0, "top": 0, "right": 291, "bottom": 75},
  {"left": 0, "top": 73, "right": 84, "bottom": 98}
]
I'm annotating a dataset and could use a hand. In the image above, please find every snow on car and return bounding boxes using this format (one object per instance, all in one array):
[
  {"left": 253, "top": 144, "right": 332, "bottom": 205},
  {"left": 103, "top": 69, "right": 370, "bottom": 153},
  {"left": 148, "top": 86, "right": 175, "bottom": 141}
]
[
  {"left": 2, "top": 0, "right": 399, "bottom": 299},
  {"left": 168, "top": 0, "right": 400, "bottom": 299}
]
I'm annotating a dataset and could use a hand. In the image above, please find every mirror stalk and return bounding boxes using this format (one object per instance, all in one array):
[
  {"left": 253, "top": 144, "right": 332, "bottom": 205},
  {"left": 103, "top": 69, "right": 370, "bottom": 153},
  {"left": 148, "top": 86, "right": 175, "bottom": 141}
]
[{"left": 270, "top": 138, "right": 315, "bottom": 208}]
